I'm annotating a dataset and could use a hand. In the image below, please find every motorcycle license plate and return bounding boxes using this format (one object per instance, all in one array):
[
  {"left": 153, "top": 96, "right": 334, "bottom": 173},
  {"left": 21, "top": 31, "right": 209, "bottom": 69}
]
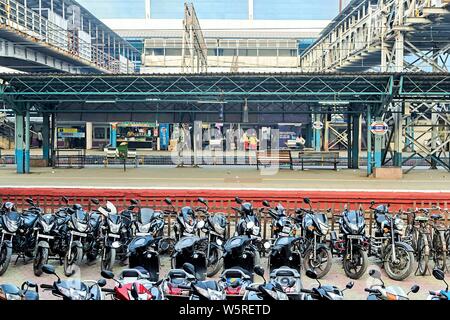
[
  {"left": 282, "top": 226, "right": 291, "bottom": 233},
  {"left": 71, "top": 231, "right": 87, "bottom": 237},
  {"left": 109, "top": 233, "right": 120, "bottom": 239},
  {"left": 347, "top": 235, "right": 363, "bottom": 240},
  {"left": 38, "top": 234, "right": 54, "bottom": 240}
]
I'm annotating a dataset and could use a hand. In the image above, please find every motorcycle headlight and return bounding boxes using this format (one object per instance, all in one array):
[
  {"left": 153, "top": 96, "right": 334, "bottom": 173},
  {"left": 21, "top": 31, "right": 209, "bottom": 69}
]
[
  {"left": 41, "top": 221, "right": 54, "bottom": 233},
  {"left": 247, "top": 221, "right": 255, "bottom": 229},
  {"left": 108, "top": 221, "right": 121, "bottom": 234},
  {"left": 59, "top": 287, "right": 87, "bottom": 300},
  {"left": 216, "top": 238, "right": 223, "bottom": 246},
  {"left": 138, "top": 223, "right": 150, "bottom": 233},
  {"left": 5, "top": 219, "right": 19, "bottom": 233},
  {"left": 75, "top": 221, "right": 88, "bottom": 233},
  {"left": 318, "top": 221, "right": 329, "bottom": 235},
  {"left": 252, "top": 226, "right": 260, "bottom": 236}
]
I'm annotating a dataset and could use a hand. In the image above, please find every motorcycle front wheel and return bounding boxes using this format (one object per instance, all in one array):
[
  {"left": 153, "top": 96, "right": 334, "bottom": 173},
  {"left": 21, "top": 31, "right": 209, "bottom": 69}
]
[
  {"left": 64, "top": 246, "right": 83, "bottom": 277},
  {"left": 101, "top": 247, "right": 116, "bottom": 272},
  {"left": 303, "top": 246, "right": 332, "bottom": 279},
  {"left": 343, "top": 247, "right": 368, "bottom": 280},
  {"left": 383, "top": 245, "right": 414, "bottom": 281},
  {"left": 0, "top": 244, "right": 12, "bottom": 276},
  {"left": 33, "top": 246, "right": 49, "bottom": 276},
  {"left": 206, "top": 245, "right": 223, "bottom": 277}
]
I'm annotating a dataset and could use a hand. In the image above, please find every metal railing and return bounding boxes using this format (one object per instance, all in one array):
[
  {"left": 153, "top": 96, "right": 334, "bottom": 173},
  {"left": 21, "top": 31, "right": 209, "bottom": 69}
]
[{"left": 0, "top": 0, "right": 132, "bottom": 73}]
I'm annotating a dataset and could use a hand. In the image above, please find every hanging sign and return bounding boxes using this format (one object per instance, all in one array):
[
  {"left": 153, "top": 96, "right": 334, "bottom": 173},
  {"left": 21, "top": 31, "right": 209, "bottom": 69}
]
[{"left": 370, "top": 121, "right": 389, "bottom": 135}]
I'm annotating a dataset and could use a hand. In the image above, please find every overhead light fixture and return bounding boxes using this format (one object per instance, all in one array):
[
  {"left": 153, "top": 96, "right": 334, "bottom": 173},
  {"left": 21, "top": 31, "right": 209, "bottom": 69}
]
[
  {"left": 318, "top": 101, "right": 350, "bottom": 106},
  {"left": 196, "top": 100, "right": 227, "bottom": 104},
  {"left": 85, "top": 100, "right": 117, "bottom": 104},
  {"left": 146, "top": 98, "right": 161, "bottom": 101}
]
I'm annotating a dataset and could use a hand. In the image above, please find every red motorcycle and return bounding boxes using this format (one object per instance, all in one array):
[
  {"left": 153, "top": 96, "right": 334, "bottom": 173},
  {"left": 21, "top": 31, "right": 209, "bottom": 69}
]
[{"left": 101, "top": 268, "right": 164, "bottom": 300}]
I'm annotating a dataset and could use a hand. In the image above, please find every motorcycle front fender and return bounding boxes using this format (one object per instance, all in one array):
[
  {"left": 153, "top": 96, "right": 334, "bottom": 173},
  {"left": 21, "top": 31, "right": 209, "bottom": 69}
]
[
  {"left": 72, "top": 240, "right": 83, "bottom": 249},
  {"left": 37, "top": 240, "right": 50, "bottom": 249},
  {"left": 3, "top": 240, "right": 13, "bottom": 248},
  {"left": 393, "top": 241, "right": 414, "bottom": 253}
]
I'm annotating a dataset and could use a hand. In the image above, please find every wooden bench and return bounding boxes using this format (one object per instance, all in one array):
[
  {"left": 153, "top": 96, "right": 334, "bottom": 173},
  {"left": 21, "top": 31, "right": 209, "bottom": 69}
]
[
  {"left": 256, "top": 149, "right": 293, "bottom": 170},
  {"left": 298, "top": 151, "right": 340, "bottom": 170}
]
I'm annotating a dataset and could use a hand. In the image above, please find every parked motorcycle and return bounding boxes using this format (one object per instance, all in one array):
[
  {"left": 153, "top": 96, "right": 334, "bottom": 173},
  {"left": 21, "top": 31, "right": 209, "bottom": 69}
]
[
  {"left": 300, "top": 269, "right": 354, "bottom": 300},
  {"left": 101, "top": 268, "right": 164, "bottom": 300},
  {"left": 15, "top": 198, "right": 41, "bottom": 262},
  {"left": 162, "top": 268, "right": 196, "bottom": 300},
  {"left": 176, "top": 263, "right": 225, "bottom": 300},
  {"left": 269, "top": 267, "right": 302, "bottom": 300},
  {"left": 233, "top": 197, "right": 261, "bottom": 239},
  {"left": 165, "top": 198, "right": 201, "bottom": 240},
  {"left": 64, "top": 203, "right": 90, "bottom": 276},
  {"left": 196, "top": 197, "right": 227, "bottom": 277},
  {"left": 33, "top": 208, "right": 59, "bottom": 276},
  {"left": 41, "top": 264, "right": 106, "bottom": 300},
  {"left": 0, "top": 202, "right": 22, "bottom": 275},
  {"left": 262, "top": 200, "right": 298, "bottom": 238},
  {"left": 296, "top": 198, "right": 332, "bottom": 279},
  {"left": 368, "top": 201, "right": 414, "bottom": 280},
  {"left": 223, "top": 235, "right": 263, "bottom": 279},
  {"left": 330, "top": 207, "right": 369, "bottom": 279},
  {"left": 364, "top": 269, "right": 419, "bottom": 300},
  {"left": 84, "top": 198, "right": 105, "bottom": 265},
  {"left": 171, "top": 235, "right": 208, "bottom": 280},
  {"left": 218, "top": 267, "right": 253, "bottom": 300},
  {"left": 127, "top": 234, "right": 161, "bottom": 282},
  {"left": 427, "top": 268, "right": 449, "bottom": 300},
  {"left": 0, "top": 280, "right": 39, "bottom": 300},
  {"left": 243, "top": 265, "right": 289, "bottom": 300}
]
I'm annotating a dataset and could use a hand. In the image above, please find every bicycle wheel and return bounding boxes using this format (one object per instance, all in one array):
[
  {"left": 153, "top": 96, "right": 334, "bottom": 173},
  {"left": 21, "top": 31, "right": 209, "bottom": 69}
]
[
  {"left": 432, "top": 230, "right": 447, "bottom": 271},
  {"left": 416, "top": 233, "right": 429, "bottom": 276}
]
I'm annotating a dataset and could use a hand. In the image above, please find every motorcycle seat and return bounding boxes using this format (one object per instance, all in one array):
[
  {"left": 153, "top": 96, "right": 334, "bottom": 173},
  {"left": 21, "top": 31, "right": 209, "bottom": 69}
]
[
  {"left": 431, "top": 214, "right": 443, "bottom": 221},
  {"left": 121, "top": 267, "right": 150, "bottom": 279}
]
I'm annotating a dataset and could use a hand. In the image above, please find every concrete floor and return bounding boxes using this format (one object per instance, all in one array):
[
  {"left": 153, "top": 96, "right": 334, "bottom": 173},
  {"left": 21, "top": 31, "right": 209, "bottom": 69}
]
[
  {"left": 0, "top": 166, "right": 449, "bottom": 191},
  {"left": 1, "top": 255, "right": 444, "bottom": 300}
]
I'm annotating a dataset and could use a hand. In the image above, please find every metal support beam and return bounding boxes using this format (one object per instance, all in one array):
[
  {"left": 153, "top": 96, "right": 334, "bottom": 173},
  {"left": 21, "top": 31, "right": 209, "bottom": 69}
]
[
  {"left": 393, "top": 102, "right": 403, "bottom": 166},
  {"left": 25, "top": 106, "right": 30, "bottom": 174},
  {"left": 15, "top": 112, "right": 24, "bottom": 174},
  {"left": 352, "top": 113, "right": 361, "bottom": 169},
  {"left": 374, "top": 117, "right": 383, "bottom": 169},
  {"left": 42, "top": 113, "right": 50, "bottom": 161},
  {"left": 367, "top": 106, "right": 372, "bottom": 176},
  {"left": 347, "top": 114, "right": 352, "bottom": 168}
]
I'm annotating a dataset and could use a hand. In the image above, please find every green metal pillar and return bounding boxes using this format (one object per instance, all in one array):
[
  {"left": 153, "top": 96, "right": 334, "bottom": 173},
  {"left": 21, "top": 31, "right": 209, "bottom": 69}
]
[
  {"left": 313, "top": 113, "right": 321, "bottom": 151},
  {"left": 352, "top": 113, "right": 360, "bottom": 169},
  {"left": 393, "top": 103, "right": 403, "bottom": 167},
  {"left": 366, "top": 106, "right": 372, "bottom": 176},
  {"left": 25, "top": 107, "right": 31, "bottom": 174},
  {"left": 347, "top": 114, "right": 352, "bottom": 169},
  {"left": 15, "top": 112, "right": 25, "bottom": 174},
  {"left": 42, "top": 113, "right": 51, "bottom": 162}
]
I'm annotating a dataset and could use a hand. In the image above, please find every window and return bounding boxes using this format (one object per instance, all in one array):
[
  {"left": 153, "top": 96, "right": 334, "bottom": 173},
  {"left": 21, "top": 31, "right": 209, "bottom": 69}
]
[
  {"left": 165, "top": 48, "right": 182, "bottom": 56},
  {"left": 278, "top": 49, "right": 298, "bottom": 57},
  {"left": 145, "top": 48, "right": 164, "bottom": 56},
  {"left": 94, "top": 127, "right": 106, "bottom": 140},
  {"left": 239, "top": 49, "right": 257, "bottom": 57},
  {"left": 222, "top": 49, "right": 237, "bottom": 56},
  {"left": 207, "top": 49, "right": 217, "bottom": 57},
  {"left": 258, "top": 49, "right": 277, "bottom": 57}
]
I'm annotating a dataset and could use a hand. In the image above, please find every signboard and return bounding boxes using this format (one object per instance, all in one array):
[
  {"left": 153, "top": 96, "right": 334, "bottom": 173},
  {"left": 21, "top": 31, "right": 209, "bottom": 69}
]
[
  {"left": 313, "top": 121, "right": 324, "bottom": 130},
  {"left": 370, "top": 121, "right": 389, "bottom": 135},
  {"left": 57, "top": 128, "right": 85, "bottom": 139},
  {"left": 159, "top": 123, "right": 170, "bottom": 150},
  {"left": 117, "top": 122, "right": 157, "bottom": 128}
]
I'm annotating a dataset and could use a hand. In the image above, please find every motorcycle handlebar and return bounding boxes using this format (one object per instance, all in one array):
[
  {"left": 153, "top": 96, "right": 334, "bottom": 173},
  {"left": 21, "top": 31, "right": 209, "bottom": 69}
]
[
  {"left": 101, "top": 288, "right": 116, "bottom": 293},
  {"left": 364, "top": 288, "right": 378, "bottom": 294},
  {"left": 40, "top": 284, "right": 54, "bottom": 290},
  {"left": 300, "top": 288, "right": 313, "bottom": 294},
  {"left": 245, "top": 287, "right": 259, "bottom": 292}
]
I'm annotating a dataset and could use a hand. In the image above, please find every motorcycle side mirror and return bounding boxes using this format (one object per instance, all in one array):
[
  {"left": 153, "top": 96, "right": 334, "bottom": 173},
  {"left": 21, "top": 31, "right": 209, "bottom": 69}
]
[
  {"left": 97, "top": 279, "right": 107, "bottom": 288},
  {"left": 90, "top": 198, "right": 100, "bottom": 205},
  {"left": 164, "top": 198, "right": 172, "bottom": 205},
  {"left": 368, "top": 269, "right": 381, "bottom": 280},
  {"left": 198, "top": 198, "right": 208, "bottom": 206},
  {"left": 370, "top": 200, "right": 375, "bottom": 206},
  {"left": 235, "top": 197, "right": 243, "bottom": 204},
  {"left": 303, "top": 198, "right": 311, "bottom": 204},
  {"left": 182, "top": 263, "right": 197, "bottom": 277},
  {"left": 432, "top": 268, "right": 445, "bottom": 281},
  {"left": 42, "top": 264, "right": 60, "bottom": 282},
  {"left": 25, "top": 198, "right": 35, "bottom": 206},
  {"left": 130, "top": 199, "right": 139, "bottom": 205},
  {"left": 346, "top": 281, "right": 354, "bottom": 290},
  {"left": 254, "top": 265, "right": 266, "bottom": 283},
  {"left": 101, "top": 270, "right": 115, "bottom": 280},
  {"left": 409, "top": 285, "right": 420, "bottom": 294},
  {"left": 305, "top": 269, "right": 318, "bottom": 280},
  {"left": 262, "top": 200, "right": 270, "bottom": 207}
]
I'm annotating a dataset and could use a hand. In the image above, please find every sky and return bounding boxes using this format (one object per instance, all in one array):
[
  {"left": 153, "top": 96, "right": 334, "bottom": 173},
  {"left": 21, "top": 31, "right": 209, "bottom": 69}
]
[{"left": 77, "top": 0, "right": 344, "bottom": 20}]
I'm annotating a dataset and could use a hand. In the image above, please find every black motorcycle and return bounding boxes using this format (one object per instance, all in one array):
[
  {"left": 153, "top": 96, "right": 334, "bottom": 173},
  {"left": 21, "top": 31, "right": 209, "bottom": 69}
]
[
  {"left": 330, "top": 208, "right": 369, "bottom": 279},
  {"left": 368, "top": 201, "right": 414, "bottom": 280},
  {"left": 262, "top": 200, "right": 298, "bottom": 238},
  {"left": 171, "top": 235, "right": 208, "bottom": 281},
  {"left": 0, "top": 280, "right": 39, "bottom": 300},
  {"left": 176, "top": 263, "right": 225, "bottom": 300},
  {"left": 296, "top": 198, "right": 332, "bottom": 279},
  {"left": 127, "top": 234, "right": 161, "bottom": 282},
  {"left": 223, "top": 235, "right": 261, "bottom": 278},
  {"left": 233, "top": 197, "right": 262, "bottom": 239},
  {"left": 268, "top": 236, "right": 302, "bottom": 272},
  {"left": 0, "top": 202, "right": 22, "bottom": 275},
  {"left": 84, "top": 198, "right": 105, "bottom": 265},
  {"left": 300, "top": 269, "right": 354, "bottom": 300},
  {"left": 196, "top": 197, "right": 227, "bottom": 277},
  {"left": 40, "top": 264, "right": 106, "bottom": 300},
  {"left": 64, "top": 204, "right": 90, "bottom": 276},
  {"left": 164, "top": 198, "right": 201, "bottom": 240},
  {"left": 243, "top": 265, "right": 289, "bottom": 300},
  {"left": 33, "top": 209, "right": 58, "bottom": 276},
  {"left": 15, "top": 198, "right": 41, "bottom": 262}
]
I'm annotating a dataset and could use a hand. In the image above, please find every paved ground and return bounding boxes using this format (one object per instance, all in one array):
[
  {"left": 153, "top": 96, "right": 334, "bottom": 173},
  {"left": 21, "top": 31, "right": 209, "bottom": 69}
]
[
  {"left": 0, "top": 166, "right": 449, "bottom": 191},
  {"left": 1, "top": 255, "right": 445, "bottom": 300}
]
